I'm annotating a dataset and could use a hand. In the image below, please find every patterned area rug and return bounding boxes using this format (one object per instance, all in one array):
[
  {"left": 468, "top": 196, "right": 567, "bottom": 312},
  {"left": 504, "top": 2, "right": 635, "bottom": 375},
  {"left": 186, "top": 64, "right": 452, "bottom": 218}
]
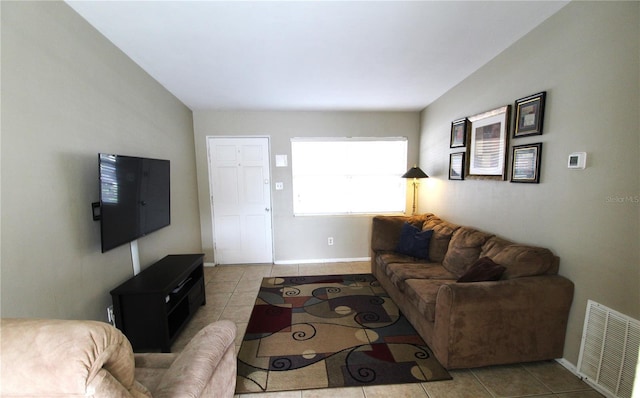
[{"left": 236, "top": 274, "right": 451, "bottom": 393}]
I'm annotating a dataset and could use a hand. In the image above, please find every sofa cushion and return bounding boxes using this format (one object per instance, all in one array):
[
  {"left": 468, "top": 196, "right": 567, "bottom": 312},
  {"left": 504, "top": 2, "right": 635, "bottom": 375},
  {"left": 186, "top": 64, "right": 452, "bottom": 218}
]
[
  {"left": 134, "top": 354, "right": 175, "bottom": 396},
  {"left": 387, "top": 262, "right": 458, "bottom": 291},
  {"left": 491, "top": 245, "right": 557, "bottom": 279},
  {"left": 375, "top": 253, "right": 427, "bottom": 284},
  {"left": 377, "top": 252, "right": 426, "bottom": 265},
  {"left": 457, "top": 257, "right": 506, "bottom": 283},
  {"left": 404, "top": 279, "right": 456, "bottom": 322},
  {"left": 442, "top": 227, "right": 494, "bottom": 276},
  {"left": 396, "top": 223, "right": 433, "bottom": 260},
  {"left": 422, "top": 217, "right": 460, "bottom": 263},
  {"left": 480, "top": 236, "right": 514, "bottom": 258}
]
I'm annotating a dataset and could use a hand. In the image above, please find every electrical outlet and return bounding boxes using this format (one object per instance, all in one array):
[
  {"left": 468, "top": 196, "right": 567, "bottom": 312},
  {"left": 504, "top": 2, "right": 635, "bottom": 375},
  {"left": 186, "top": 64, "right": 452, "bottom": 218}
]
[
  {"left": 328, "top": 237, "right": 334, "bottom": 246},
  {"left": 106, "top": 305, "right": 115, "bottom": 327}
]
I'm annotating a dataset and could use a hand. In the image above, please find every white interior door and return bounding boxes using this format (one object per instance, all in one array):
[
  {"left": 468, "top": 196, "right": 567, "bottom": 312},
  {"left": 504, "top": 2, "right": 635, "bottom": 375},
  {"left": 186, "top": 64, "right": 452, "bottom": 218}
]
[{"left": 208, "top": 137, "right": 273, "bottom": 264}]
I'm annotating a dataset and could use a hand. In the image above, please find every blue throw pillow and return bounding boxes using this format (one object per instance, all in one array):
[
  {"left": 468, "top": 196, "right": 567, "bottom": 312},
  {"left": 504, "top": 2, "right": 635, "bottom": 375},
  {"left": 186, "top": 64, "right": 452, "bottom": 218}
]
[{"left": 396, "top": 222, "right": 433, "bottom": 260}]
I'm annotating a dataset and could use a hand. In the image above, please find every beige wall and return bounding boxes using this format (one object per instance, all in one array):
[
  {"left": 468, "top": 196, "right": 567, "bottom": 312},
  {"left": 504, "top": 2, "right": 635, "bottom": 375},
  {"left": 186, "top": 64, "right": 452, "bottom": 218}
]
[
  {"left": 1, "top": 2, "right": 202, "bottom": 320},
  {"left": 192, "top": 111, "right": 421, "bottom": 263},
  {"left": 419, "top": 1, "right": 639, "bottom": 366}
]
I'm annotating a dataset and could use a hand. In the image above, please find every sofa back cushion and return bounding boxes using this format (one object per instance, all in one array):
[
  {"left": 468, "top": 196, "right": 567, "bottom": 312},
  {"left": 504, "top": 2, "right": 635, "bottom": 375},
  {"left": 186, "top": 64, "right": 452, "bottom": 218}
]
[
  {"left": 442, "top": 227, "right": 494, "bottom": 276},
  {"left": 422, "top": 215, "right": 460, "bottom": 263},
  {"left": 479, "top": 236, "right": 513, "bottom": 258},
  {"left": 489, "top": 244, "right": 558, "bottom": 279}
]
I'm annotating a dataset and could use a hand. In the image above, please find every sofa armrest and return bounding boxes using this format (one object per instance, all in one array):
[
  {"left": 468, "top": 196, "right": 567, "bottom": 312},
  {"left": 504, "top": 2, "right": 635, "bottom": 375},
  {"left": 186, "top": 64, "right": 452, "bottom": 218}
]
[
  {"left": 432, "top": 275, "right": 574, "bottom": 369},
  {"left": 371, "top": 215, "right": 415, "bottom": 252},
  {"left": 154, "top": 320, "right": 237, "bottom": 398}
]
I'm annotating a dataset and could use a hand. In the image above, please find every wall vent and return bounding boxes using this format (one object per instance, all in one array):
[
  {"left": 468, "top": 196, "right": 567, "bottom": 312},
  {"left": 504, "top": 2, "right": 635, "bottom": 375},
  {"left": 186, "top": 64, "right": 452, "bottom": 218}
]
[{"left": 577, "top": 300, "right": 639, "bottom": 398}]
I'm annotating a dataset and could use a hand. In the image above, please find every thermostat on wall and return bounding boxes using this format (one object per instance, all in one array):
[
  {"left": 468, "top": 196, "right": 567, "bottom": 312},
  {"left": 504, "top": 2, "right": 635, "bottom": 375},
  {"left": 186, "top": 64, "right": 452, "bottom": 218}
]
[
  {"left": 568, "top": 152, "right": 587, "bottom": 169},
  {"left": 275, "top": 154, "right": 288, "bottom": 167}
]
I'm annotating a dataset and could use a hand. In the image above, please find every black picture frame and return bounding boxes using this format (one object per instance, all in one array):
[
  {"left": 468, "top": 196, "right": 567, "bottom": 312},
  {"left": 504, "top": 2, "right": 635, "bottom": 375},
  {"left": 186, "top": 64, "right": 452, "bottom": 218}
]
[
  {"left": 449, "top": 152, "right": 465, "bottom": 180},
  {"left": 450, "top": 118, "right": 468, "bottom": 148},
  {"left": 514, "top": 92, "right": 546, "bottom": 137},
  {"left": 511, "top": 143, "right": 542, "bottom": 183}
]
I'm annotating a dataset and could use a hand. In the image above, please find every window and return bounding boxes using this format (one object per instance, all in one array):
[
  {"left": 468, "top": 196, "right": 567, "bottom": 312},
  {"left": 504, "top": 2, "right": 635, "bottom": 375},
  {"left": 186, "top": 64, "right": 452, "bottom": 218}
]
[{"left": 291, "top": 137, "right": 408, "bottom": 215}]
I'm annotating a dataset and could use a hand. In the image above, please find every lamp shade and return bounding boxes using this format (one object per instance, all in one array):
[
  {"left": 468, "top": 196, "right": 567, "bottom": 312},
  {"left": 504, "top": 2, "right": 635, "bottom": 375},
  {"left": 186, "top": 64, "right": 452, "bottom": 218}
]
[{"left": 402, "top": 166, "right": 429, "bottom": 179}]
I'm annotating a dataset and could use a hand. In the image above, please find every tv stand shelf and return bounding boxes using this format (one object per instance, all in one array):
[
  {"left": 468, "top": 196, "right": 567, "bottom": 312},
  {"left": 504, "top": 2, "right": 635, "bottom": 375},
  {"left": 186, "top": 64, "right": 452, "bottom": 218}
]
[{"left": 110, "top": 254, "right": 205, "bottom": 352}]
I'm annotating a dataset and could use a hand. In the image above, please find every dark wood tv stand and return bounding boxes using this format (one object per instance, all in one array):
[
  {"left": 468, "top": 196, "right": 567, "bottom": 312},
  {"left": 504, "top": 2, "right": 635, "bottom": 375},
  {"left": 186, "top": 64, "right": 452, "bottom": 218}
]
[{"left": 110, "top": 254, "right": 206, "bottom": 352}]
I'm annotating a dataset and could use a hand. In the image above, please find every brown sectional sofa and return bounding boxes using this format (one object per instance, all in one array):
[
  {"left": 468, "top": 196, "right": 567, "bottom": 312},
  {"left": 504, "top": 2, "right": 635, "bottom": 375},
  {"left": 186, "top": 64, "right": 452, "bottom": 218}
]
[{"left": 371, "top": 213, "right": 574, "bottom": 369}]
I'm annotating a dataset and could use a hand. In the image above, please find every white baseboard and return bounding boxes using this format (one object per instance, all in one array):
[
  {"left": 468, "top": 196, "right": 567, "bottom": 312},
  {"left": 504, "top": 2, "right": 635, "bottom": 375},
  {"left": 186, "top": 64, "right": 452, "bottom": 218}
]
[
  {"left": 555, "top": 358, "right": 578, "bottom": 375},
  {"left": 204, "top": 258, "right": 370, "bottom": 267},
  {"left": 274, "top": 257, "right": 370, "bottom": 265}
]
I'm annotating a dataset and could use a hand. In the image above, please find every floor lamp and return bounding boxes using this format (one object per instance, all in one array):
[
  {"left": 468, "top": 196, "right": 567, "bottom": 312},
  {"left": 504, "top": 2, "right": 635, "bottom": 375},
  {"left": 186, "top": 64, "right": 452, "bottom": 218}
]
[{"left": 402, "top": 165, "right": 429, "bottom": 215}]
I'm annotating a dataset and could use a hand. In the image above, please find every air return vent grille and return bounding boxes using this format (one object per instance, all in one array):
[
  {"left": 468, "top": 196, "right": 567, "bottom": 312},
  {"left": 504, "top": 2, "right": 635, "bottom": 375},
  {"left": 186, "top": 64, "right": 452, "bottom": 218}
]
[{"left": 577, "top": 300, "right": 639, "bottom": 398}]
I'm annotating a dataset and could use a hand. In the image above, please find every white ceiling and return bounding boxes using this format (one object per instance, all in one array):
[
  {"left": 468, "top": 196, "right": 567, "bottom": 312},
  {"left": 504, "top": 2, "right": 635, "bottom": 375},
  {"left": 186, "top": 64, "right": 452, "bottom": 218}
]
[{"left": 66, "top": 1, "right": 568, "bottom": 112}]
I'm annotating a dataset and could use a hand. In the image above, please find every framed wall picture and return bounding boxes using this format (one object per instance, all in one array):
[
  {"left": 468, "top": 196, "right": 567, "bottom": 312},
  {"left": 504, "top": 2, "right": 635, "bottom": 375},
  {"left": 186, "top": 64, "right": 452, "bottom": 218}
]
[
  {"left": 449, "top": 152, "right": 465, "bottom": 180},
  {"left": 450, "top": 118, "right": 468, "bottom": 148},
  {"left": 514, "top": 92, "right": 546, "bottom": 137},
  {"left": 511, "top": 143, "right": 542, "bottom": 183},
  {"left": 466, "top": 105, "right": 511, "bottom": 180}
]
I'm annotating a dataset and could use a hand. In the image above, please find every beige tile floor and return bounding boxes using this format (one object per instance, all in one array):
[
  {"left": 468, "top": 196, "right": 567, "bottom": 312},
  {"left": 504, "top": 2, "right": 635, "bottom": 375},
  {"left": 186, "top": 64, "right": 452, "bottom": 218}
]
[{"left": 172, "top": 262, "right": 602, "bottom": 398}]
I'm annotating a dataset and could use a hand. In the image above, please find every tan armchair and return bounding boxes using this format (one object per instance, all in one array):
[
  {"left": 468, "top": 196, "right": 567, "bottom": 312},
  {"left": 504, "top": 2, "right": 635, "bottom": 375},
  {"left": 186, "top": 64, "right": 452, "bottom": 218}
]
[{"left": 0, "top": 318, "right": 237, "bottom": 397}]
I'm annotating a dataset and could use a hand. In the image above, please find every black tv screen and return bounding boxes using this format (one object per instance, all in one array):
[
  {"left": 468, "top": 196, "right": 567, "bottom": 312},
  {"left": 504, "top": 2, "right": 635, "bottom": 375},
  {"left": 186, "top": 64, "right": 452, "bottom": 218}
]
[{"left": 99, "top": 153, "right": 170, "bottom": 252}]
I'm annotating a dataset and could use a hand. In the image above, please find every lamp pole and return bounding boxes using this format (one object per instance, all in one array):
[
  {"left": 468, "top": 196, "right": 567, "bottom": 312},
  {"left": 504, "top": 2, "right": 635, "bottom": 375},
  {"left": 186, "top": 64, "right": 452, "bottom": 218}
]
[
  {"left": 411, "top": 178, "right": 419, "bottom": 215},
  {"left": 401, "top": 165, "right": 429, "bottom": 215}
]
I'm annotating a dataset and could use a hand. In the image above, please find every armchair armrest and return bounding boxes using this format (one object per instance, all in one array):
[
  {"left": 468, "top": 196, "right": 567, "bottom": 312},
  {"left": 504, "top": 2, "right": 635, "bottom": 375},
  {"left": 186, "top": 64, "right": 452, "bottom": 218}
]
[
  {"left": 154, "top": 320, "right": 237, "bottom": 398},
  {"left": 0, "top": 318, "right": 150, "bottom": 398},
  {"left": 432, "top": 275, "right": 574, "bottom": 369}
]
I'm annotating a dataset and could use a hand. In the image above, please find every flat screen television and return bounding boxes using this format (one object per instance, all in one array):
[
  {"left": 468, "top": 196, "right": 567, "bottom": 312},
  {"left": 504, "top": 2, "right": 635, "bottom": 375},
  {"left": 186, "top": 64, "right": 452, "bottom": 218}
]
[{"left": 98, "top": 153, "right": 170, "bottom": 252}]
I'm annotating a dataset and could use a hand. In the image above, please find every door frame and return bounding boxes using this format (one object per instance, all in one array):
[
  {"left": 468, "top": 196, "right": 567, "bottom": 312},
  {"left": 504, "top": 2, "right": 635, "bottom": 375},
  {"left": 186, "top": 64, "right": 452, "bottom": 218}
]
[{"left": 206, "top": 135, "right": 274, "bottom": 265}]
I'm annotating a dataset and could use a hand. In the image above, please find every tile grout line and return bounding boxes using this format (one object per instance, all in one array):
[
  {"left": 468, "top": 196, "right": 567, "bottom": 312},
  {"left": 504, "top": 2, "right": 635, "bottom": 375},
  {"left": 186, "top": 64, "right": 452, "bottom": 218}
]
[
  {"left": 521, "top": 364, "right": 556, "bottom": 395},
  {"left": 520, "top": 363, "right": 594, "bottom": 396},
  {"left": 469, "top": 368, "right": 499, "bottom": 398}
]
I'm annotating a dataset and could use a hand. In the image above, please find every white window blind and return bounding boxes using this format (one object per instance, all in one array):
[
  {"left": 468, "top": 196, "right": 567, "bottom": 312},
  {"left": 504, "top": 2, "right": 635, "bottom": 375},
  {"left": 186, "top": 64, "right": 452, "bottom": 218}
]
[{"left": 291, "top": 137, "right": 408, "bottom": 215}]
